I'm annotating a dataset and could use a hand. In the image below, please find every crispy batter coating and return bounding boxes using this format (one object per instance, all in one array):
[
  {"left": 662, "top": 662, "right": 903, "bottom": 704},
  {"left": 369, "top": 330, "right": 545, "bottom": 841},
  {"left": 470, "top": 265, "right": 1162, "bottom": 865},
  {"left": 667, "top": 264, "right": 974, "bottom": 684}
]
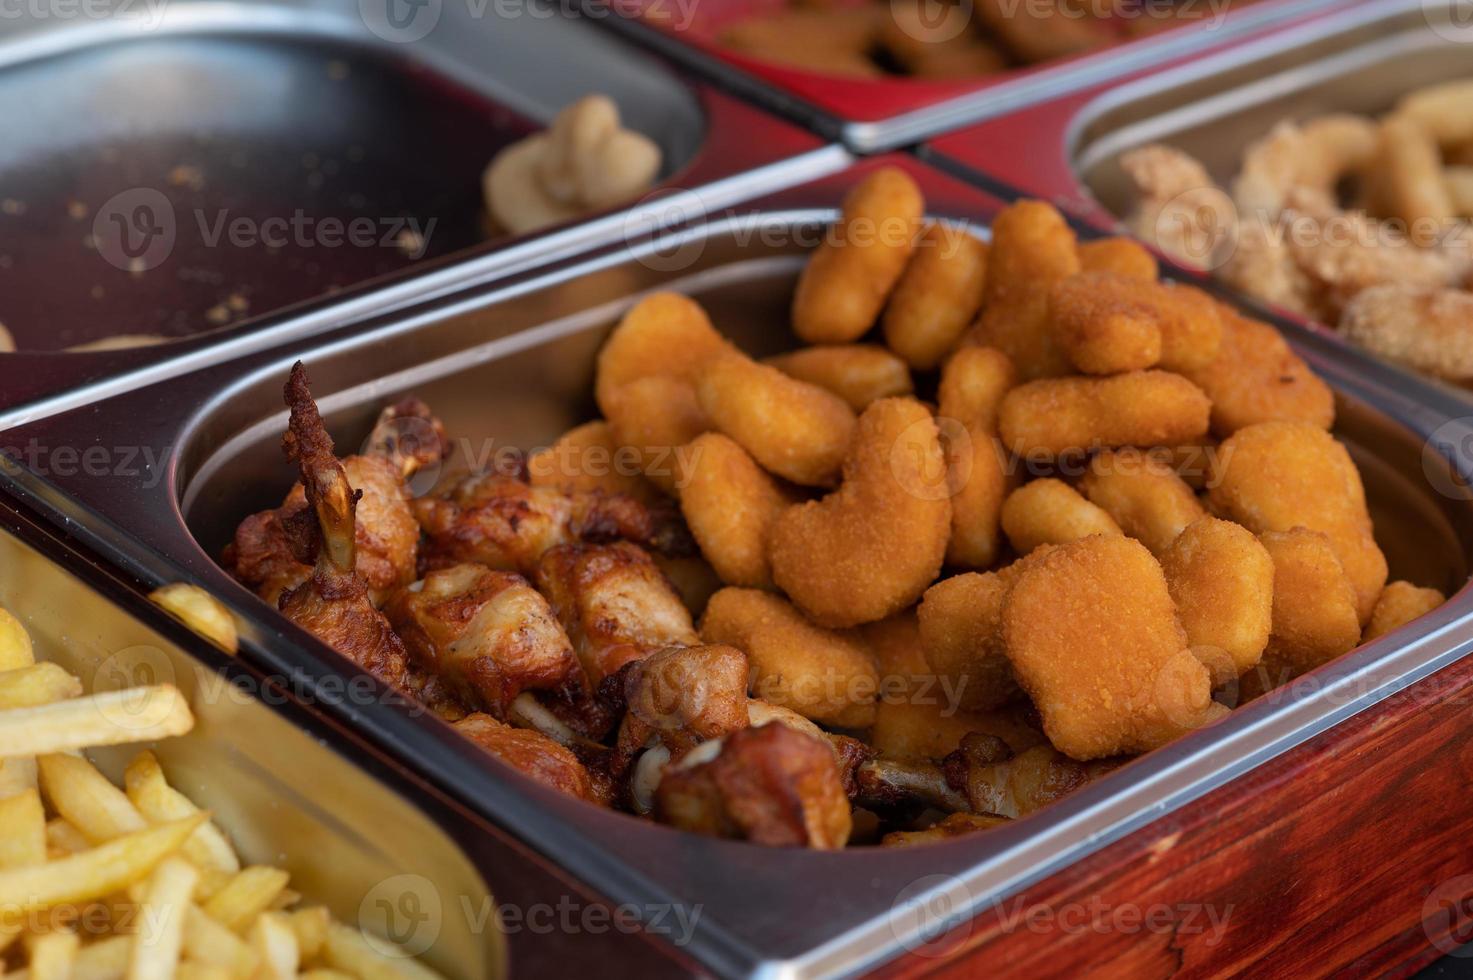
[
  {"left": 1119, "top": 144, "right": 1234, "bottom": 271},
  {"left": 1151, "top": 282, "right": 1225, "bottom": 373},
  {"left": 1234, "top": 115, "right": 1379, "bottom": 215},
  {"left": 1078, "top": 237, "right": 1159, "bottom": 280},
  {"left": 792, "top": 167, "right": 924, "bottom": 344},
  {"left": 700, "top": 588, "right": 878, "bottom": 728},
  {"left": 697, "top": 354, "right": 857, "bottom": 487},
  {"left": 1364, "top": 581, "right": 1446, "bottom": 642},
  {"left": 1048, "top": 271, "right": 1163, "bottom": 375},
  {"left": 603, "top": 374, "right": 709, "bottom": 495},
  {"left": 528, "top": 420, "right": 661, "bottom": 505},
  {"left": 1080, "top": 448, "right": 1205, "bottom": 557},
  {"left": 764, "top": 344, "right": 914, "bottom": 411},
  {"left": 1160, "top": 517, "right": 1273, "bottom": 685},
  {"left": 968, "top": 200, "right": 1079, "bottom": 380},
  {"left": 871, "top": 700, "right": 1044, "bottom": 763},
  {"left": 1177, "top": 309, "right": 1335, "bottom": 437},
  {"left": 655, "top": 722, "right": 853, "bottom": 848},
  {"left": 1208, "top": 422, "right": 1386, "bottom": 623},
  {"left": 1001, "top": 478, "right": 1122, "bottom": 555},
  {"left": 1001, "top": 535, "right": 1221, "bottom": 760},
  {"left": 882, "top": 222, "right": 989, "bottom": 370},
  {"left": 938, "top": 345, "right": 1016, "bottom": 436},
  {"left": 881, "top": 812, "right": 1010, "bottom": 848},
  {"left": 855, "top": 610, "right": 931, "bottom": 694},
  {"left": 998, "top": 371, "right": 1211, "bottom": 460},
  {"left": 768, "top": 398, "right": 952, "bottom": 627},
  {"left": 1254, "top": 529, "right": 1362, "bottom": 684},
  {"left": 594, "top": 292, "right": 731, "bottom": 413},
  {"left": 455, "top": 713, "right": 597, "bottom": 802},
  {"left": 939, "top": 347, "right": 1017, "bottom": 569},
  {"left": 1339, "top": 284, "right": 1473, "bottom": 382},
  {"left": 678, "top": 433, "right": 794, "bottom": 589}
]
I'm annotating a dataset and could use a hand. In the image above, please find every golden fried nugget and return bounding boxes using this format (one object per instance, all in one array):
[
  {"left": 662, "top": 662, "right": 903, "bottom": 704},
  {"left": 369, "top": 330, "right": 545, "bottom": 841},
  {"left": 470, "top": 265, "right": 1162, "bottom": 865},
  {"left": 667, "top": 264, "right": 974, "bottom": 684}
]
[
  {"left": 1176, "top": 310, "right": 1334, "bottom": 437},
  {"left": 1209, "top": 422, "right": 1387, "bottom": 624},
  {"left": 697, "top": 354, "right": 856, "bottom": 487},
  {"left": 678, "top": 433, "right": 794, "bottom": 589},
  {"left": 700, "top": 588, "right": 878, "bottom": 727},
  {"left": 595, "top": 292, "right": 731, "bottom": 414},
  {"left": 918, "top": 569, "right": 1027, "bottom": 713},
  {"left": 764, "top": 344, "right": 913, "bottom": 411},
  {"left": 1001, "top": 535, "right": 1222, "bottom": 761},
  {"left": 1161, "top": 517, "right": 1273, "bottom": 685},
  {"left": 1255, "top": 529, "right": 1362, "bottom": 683},
  {"left": 998, "top": 371, "right": 1211, "bottom": 460},
  {"left": 882, "top": 222, "right": 989, "bottom": 370},
  {"left": 939, "top": 347, "right": 1017, "bottom": 569},
  {"left": 793, "top": 167, "right": 924, "bottom": 344},
  {"left": 1048, "top": 271, "right": 1163, "bottom": 375},
  {"left": 1151, "top": 438, "right": 1223, "bottom": 491},
  {"left": 871, "top": 701, "right": 1044, "bottom": 763},
  {"left": 1364, "top": 581, "right": 1446, "bottom": 642},
  {"left": 968, "top": 200, "right": 1079, "bottom": 379},
  {"left": 1001, "top": 478, "right": 1122, "bottom": 555},
  {"left": 603, "top": 375, "right": 708, "bottom": 495},
  {"left": 528, "top": 420, "right": 661, "bottom": 504},
  {"left": 1078, "top": 237, "right": 1159, "bottom": 280},
  {"left": 1151, "top": 282, "right": 1223, "bottom": 373},
  {"left": 1079, "top": 448, "right": 1204, "bottom": 557},
  {"left": 769, "top": 398, "right": 952, "bottom": 627},
  {"left": 856, "top": 610, "right": 931, "bottom": 694}
]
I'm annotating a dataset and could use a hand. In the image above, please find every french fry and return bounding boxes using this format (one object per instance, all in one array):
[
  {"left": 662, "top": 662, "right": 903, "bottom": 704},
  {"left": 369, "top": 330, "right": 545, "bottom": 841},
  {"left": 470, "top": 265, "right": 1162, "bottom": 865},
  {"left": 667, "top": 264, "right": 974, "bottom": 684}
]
[
  {"left": 299, "top": 971, "right": 357, "bottom": 980},
  {"left": 126, "top": 857, "right": 198, "bottom": 980},
  {"left": 0, "top": 686, "right": 194, "bottom": 758},
  {"left": 0, "top": 756, "right": 38, "bottom": 799},
  {"left": 26, "top": 929, "right": 80, "bottom": 980},
  {"left": 123, "top": 752, "right": 240, "bottom": 878},
  {"left": 38, "top": 754, "right": 147, "bottom": 844},
  {"left": 173, "top": 963, "right": 234, "bottom": 980},
  {"left": 0, "top": 607, "right": 34, "bottom": 670},
  {"left": 0, "top": 663, "right": 83, "bottom": 710},
  {"left": 44, "top": 818, "right": 90, "bottom": 859},
  {"left": 289, "top": 906, "right": 331, "bottom": 960},
  {"left": 250, "top": 910, "right": 300, "bottom": 979},
  {"left": 8, "top": 933, "right": 131, "bottom": 980},
  {"left": 202, "top": 867, "right": 291, "bottom": 933},
  {"left": 323, "top": 922, "right": 448, "bottom": 980},
  {"left": 0, "top": 814, "right": 204, "bottom": 914},
  {"left": 182, "top": 905, "right": 260, "bottom": 976},
  {"left": 148, "top": 584, "right": 239, "bottom": 655},
  {"left": 0, "top": 788, "right": 46, "bottom": 868}
]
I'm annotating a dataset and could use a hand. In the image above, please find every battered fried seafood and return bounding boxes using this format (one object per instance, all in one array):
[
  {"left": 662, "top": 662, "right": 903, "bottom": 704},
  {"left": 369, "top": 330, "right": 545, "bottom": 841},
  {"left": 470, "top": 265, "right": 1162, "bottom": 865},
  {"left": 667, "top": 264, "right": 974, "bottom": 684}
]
[{"left": 1339, "top": 284, "right": 1473, "bottom": 381}]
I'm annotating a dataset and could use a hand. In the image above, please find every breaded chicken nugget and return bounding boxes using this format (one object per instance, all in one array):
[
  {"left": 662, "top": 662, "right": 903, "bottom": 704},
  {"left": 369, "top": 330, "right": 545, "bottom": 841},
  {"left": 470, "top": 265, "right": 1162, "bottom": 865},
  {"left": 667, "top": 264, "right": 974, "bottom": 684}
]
[
  {"left": 1363, "top": 581, "right": 1446, "bottom": 641},
  {"left": 1209, "top": 422, "right": 1386, "bottom": 623},
  {"left": 603, "top": 375, "right": 709, "bottom": 495},
  {"left": 700, "top": 588, "right": 879, "bottom": 727},
  {"left": 918, "top": 568, "right": 1026, "bottom": 713},
  {"left": 1152, "top": 282, "right": 1224, "bottom": 373},
  {"left": 1001, "top": 478, "right": 1122, "bottom": 555},
  {"left": 1048, "top": 271, "right": 1163, "bottom": 375},
  {"left": 1161, "top": 517, "right": 1273, "bottom": 685},
  {"left": 1002, "top": 535, "right": 1222, "bottom": 760},
  {"left": 793, "top": 167, "right": 924, "bottom": 344},
  {"left": 678, "top": 433, "right": 794, "bottom": 589},
  {"left": 871, "top": 700, "right": 1044, "bottom": 763},
  {"left": 1078, "top": 237, "right": 1159, "bottom": 280},
  {"left": 1253, "top": 529, "right": 1362, "bottom": 686},
  {"left": 1153, "top": 438, "right": 1224, "bottom": 491},
  {"left": 939, "top": 346, "right": 1017, "bottom": 569},
  {"left": 998, "top": 371, "right": 1211, "bottom": 460},
  {"left": 769, "top": 398, "right": 952, "bottom": 627},
  {"left": 1080, "top": 448, "right": 1205, "bottom": 556},
  {"left": 697, "top": 354, "right": 856, "bottom": 487},
  {"left": 968, "top": 200, "right": 1079, "bottom": 380},
  {"left": 528, "top": 420, "right": 661, "bottom": 504},
  {"left": 595, "top": 292, "right": 731, "bottom": 413},
  {"left": 764, "top": 344, "right": 913, "bottom": 411},
  {"left": 882, "top": 222, "right": 989, "bottom": 370},
  {"left": 856, "top": 610, "right": 931, "bottom": 694},
  {"left": 1176, "top": 310, "right": 1334, "bottom": 437}
]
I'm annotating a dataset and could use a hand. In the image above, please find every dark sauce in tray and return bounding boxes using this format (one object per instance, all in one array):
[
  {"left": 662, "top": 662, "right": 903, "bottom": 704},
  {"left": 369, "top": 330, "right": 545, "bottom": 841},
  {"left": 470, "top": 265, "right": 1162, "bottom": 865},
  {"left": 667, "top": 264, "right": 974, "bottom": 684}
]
[{"left": 0, "top": 32, "right": 536, "bottom": 351}]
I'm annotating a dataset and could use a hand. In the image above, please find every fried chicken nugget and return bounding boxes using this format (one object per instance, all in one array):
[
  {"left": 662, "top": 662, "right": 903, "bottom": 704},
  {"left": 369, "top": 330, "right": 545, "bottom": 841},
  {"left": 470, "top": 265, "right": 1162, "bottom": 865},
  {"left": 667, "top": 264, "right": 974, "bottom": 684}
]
[
  {"left": 871, "top": 701, "right": 1044, "bottom": 763},
  {"left": 678, "top": 433, "right": 793, "bottom": 589},
  {"left": 1078, "top": 237, "right": 1159, "bottom": 280},
  {"left": 764, "top": 344, "right": 913, "bottom": 411},
  {"left": 1208, "top": 422, "right": 1387, "bottom": 624},
  {"left": 768, "top": 398, "right": 952, "bottom": 627},
  {"left": 998, "top": 371, "right": 1211, "bottom": 460},
  {"left": 939, "top": 347, "right": 1016, "bottom": 568},
  {"left": 1002, "top": 535, "right": 1223, "bottom": 760},
  {"left": 1176, "top": 310, "right": 1334, "bottom": 437},
  {"left": 1079, "top": 448, "right": 1204, "bottom": 557},
  {"left": 700, "top": 588, "right": 878, "bottom": 727},
  {"left": 857, "top": 610, "right": 930, "bottom": 693},
  {"left": 1001, "top": 478, "right": 1122, "bottom": 555},
  {"left": 1364, "top": 581, "right": 1446, "bottom": 642},
  {"left": 918, "top": 568, "right": 1029, "bottom": 713},
  {"left": 792, "top": 167, "right": 924, "bottom": 344},
  {"left": 1251, "top": 529, "right": 1362, "bottom": 689},
  {"left": 1048, "top": 271, "right": 1163, "bottom": 375},
  {"left": 595, "top": 292, "right": 731, "bottom": 413},
  {"left": 528, "top": 420, "right": 661, "bottom": 504},
  {"left": 697, "top": 354, "right": 856, "bottom": 487},
  {"left": 882, "top": 222, "right": 989, "bottom": 370},
  {"left": 603, "top": 375, "right": 708, "bottom": 495},
  {"left": 968, "top": 200, "right": 1079, "bottom": 380},
  {"left": 1160, "top": 517, "right": 1273, "bottom": 685}
]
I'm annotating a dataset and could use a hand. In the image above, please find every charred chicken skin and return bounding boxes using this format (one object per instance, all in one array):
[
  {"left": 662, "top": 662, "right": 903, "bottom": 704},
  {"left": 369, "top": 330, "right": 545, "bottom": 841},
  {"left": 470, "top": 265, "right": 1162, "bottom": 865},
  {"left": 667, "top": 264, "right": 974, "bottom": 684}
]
[{"left": 454, "top": 713, "right": 599, "bottom": 802}]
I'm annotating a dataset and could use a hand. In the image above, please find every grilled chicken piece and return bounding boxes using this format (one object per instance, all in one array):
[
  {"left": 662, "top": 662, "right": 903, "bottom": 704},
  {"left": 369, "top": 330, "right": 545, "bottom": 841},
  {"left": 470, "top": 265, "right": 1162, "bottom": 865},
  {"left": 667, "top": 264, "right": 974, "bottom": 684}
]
[
  {"left": 275, "top": 364, "right": 413, "bottom": 691},
  {"left": 535, "top": 542, "right": 700, "bottom": 690},
  {"left": 386, "top": 563, "right": 588, "bottom": 718},
  {"left": 413, "top": 469, "right": 691, "bottom": 575},
  {"left": 881, "top": 812, "right": 1011, "bottom": 848},
  {"left": 942, "top": 734, "right": 1121, "bottom": 818},
  {"left": 226, "top": 397, "right": 443, "bottom": 607},
  {"left": 606, "top": 644, "right": 751, "bottom": 778},
  {"left": 454, "top": 712, "right": 600, "bottom": 802},
  {"left": 654, "top": 722, "right": 853, "bottom": 849}
]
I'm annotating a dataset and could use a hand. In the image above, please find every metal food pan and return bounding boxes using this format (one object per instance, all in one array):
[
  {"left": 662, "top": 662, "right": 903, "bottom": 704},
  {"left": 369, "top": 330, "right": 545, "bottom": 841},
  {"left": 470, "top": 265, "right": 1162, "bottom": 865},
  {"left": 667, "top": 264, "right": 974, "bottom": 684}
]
[
  {"left": 0, "top": 0, "right": 846, "bottom": 427},
  {"left": 6, "top": 154, "right": 1473, "bottom": 978},
  {"left": 592, "top": 0, "right": 1343, "bottom": 152}
]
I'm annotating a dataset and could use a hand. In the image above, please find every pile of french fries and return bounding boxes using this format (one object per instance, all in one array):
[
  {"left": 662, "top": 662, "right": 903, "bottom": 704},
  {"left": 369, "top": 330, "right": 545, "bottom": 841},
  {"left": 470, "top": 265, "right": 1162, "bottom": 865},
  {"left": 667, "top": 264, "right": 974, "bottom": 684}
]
[{"left": 0, "top": 608, "right": 444, "bottom": 979}]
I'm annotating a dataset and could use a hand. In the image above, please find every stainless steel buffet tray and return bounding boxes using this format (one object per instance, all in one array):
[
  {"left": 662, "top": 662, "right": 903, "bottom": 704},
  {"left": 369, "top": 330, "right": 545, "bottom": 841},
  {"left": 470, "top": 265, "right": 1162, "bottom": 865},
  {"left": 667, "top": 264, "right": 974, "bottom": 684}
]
[
  {"left": 5, "top": 156, "right": 1473, "bottom": 979},
  {"left": 0, "top": 0, "right": 846, "bottom": 426}
]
